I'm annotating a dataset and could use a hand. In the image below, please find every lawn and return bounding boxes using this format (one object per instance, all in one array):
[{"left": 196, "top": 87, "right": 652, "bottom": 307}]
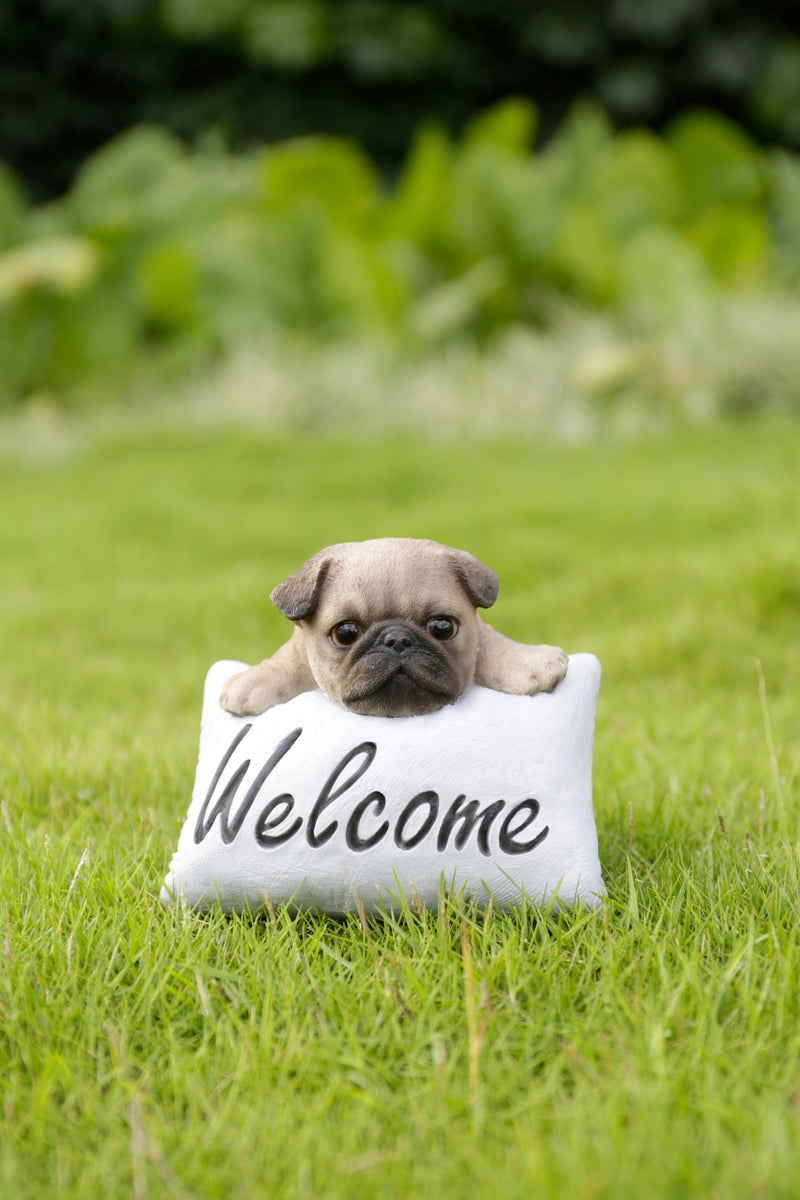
[{"left": 2, "top": 420, "right": 799, "bottom": 1198}]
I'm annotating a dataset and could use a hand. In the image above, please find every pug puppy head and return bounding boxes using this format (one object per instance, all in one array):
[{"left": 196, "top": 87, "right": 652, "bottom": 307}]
[{"left": 271, "top": 538, "right": 498, "bottom": 717}]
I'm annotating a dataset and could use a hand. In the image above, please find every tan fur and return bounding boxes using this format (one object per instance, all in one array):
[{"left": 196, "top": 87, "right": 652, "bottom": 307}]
[{"left": 219, "top": 538, "right": 567, "bottom": 718}]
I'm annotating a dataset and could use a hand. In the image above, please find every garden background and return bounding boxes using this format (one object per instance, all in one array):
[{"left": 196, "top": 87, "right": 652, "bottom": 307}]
[{"left": 2, "top": 4, "right": 800, "bottom": 1198}]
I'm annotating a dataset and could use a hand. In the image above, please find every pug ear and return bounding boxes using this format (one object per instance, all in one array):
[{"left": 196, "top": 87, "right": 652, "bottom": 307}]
[
  {"left": 450, "top": 549, "right": 499, "bottom": 609},
  {"left": 271, "top": 553, "right": 331, "bottom": 621}
]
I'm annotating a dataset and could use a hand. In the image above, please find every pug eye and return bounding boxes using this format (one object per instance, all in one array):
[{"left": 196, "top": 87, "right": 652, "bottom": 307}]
[
  {"left": 427, "top": 616, "right": 458, "bottom": 641},
  {"left": 330, "top": 621, "right": 362, "bottom": 647}
]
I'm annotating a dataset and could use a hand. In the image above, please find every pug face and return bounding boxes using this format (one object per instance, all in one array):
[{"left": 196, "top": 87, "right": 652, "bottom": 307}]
[{"left": 273, "top": 539, "right": 498, "bottom": 718}]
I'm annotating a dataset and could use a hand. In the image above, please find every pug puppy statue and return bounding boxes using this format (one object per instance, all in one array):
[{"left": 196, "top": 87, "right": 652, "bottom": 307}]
[{"left": 220, "top": 538, "right": 568, "bottom": 719}]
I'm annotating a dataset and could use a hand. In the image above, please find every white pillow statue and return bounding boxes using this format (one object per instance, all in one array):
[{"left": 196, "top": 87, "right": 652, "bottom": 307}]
[{"left": 161, "top": 654, "right": 604, "bottom": 915}]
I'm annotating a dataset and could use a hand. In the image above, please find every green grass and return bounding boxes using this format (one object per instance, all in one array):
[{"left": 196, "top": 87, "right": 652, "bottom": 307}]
[{"left": 2, "top": 421, "right": 800, "bottom": 1198}]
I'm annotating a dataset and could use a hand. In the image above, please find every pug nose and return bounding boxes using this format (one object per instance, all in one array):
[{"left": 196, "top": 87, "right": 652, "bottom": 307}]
[{"left": 382, "top": 627, "right": 413, "bottom": 652}]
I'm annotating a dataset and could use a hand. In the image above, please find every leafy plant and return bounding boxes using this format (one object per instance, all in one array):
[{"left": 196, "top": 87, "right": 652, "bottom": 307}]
[{"left": 1, "top": 100, "right": 799, "bottom": 412}]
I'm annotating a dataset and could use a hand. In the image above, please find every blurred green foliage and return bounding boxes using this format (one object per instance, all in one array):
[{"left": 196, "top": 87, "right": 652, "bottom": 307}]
[
  {"left": 2, "top": 99, "right": 800, "bottom": 410},
  {"left": 3, "top": 0, "right": 800, "bottom": 204}
]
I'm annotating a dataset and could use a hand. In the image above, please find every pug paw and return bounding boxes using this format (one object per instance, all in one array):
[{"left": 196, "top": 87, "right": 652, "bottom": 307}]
[
  {"left": 518, "top": 644, "right": 569, "bottom": 695},
  {"left": 219, "top": 669, "right": 270, "bottom": 716}
]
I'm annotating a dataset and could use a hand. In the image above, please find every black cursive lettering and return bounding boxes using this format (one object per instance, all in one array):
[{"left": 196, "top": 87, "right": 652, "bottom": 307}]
[
  {"left": 254, "top": 793, "right": 302, "bottom": 847},
  {"left": 307, "top": 742, "right": 377, "bottom": 848},
  {"left": 194, "top": 726, "right": 303, "bottom": 844},
  {"left": 345, "top": 791, "right": 389, "bottom": 851},
  {"left": 436, "top": 795, "right": 506, "bottom": 858},
  {"left": 498, "top": 799, "right": 549, "bottom": 855},
  {"left": 395, "top": 791, "right": 439, "bottom": 850},
  {"left": 195, "top": 727, "right": 551, "bottom": 859}
]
